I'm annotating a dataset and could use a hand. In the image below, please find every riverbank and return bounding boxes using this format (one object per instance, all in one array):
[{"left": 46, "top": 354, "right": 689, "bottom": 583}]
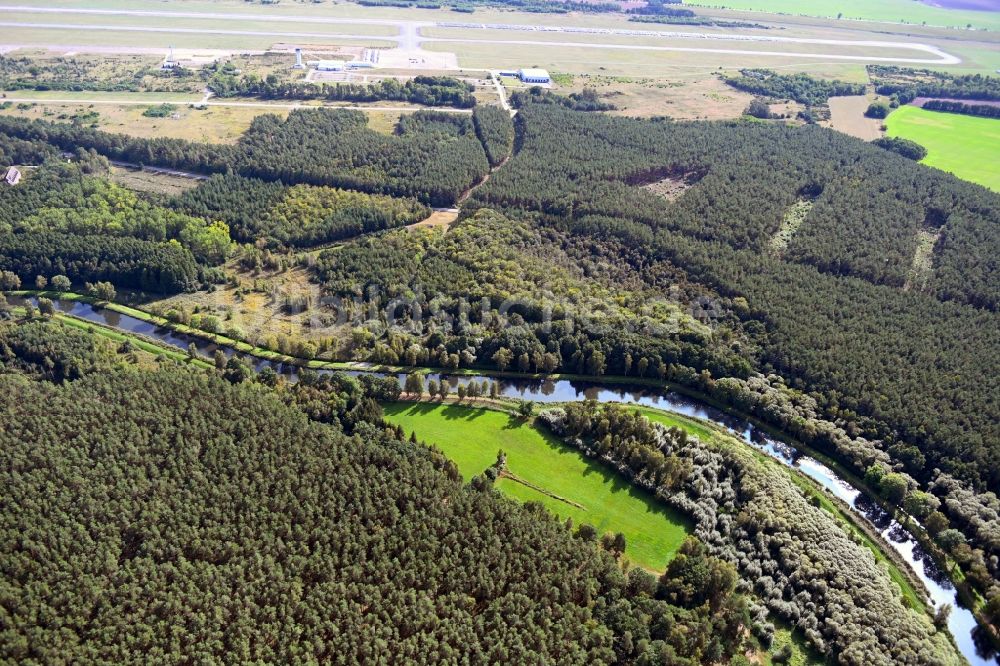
[{"left": 7, "top": 303, "right": 213, "bottom": 370}]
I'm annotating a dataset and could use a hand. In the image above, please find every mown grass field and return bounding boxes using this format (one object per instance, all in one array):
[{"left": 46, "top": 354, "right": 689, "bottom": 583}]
[
  {"left": 382, "top": 401, "right": 690, "bottom": 571},
  {"left": 886, "top": 105, "right": 1000, "bottom": 192}
]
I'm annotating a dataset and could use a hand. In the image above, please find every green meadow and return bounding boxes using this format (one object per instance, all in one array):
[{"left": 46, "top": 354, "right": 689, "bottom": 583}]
[
  {"left": 886, "top": 105, "right": 1000, "bottom": 192},
  {"left": 382, "top": 401, "right": 690, "bottom": 571}
]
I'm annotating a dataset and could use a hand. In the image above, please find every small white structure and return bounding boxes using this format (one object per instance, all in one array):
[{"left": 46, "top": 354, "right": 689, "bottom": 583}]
[
  {"left": 4, "top": 167, "right": 21, "bottom": 186},
  {"left": 316, "top": 60, "right": 346, "bottom": 72},
  {"left": 293, "top": 48, "right": 305, "bottom": 69},
  {"left": 518, "top": 68, "right": 551, "bottom": 84}
]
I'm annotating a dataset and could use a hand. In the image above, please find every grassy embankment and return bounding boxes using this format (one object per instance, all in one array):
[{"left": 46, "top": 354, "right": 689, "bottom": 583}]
[{"left": 886, "top": 105, "right": 1000, "bottom": 192}]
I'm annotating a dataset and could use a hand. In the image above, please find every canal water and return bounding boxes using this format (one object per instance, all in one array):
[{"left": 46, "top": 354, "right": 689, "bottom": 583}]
[{"left": 19, "top": 296, "right": 998, "bottom": 664}]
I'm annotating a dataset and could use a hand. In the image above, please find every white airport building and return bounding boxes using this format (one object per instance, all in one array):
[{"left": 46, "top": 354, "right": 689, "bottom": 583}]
[{"left": 316, "top": 60, "right": 346, "bottom": 72}]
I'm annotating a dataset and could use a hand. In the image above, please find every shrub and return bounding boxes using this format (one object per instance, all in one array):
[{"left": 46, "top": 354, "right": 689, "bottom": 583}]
[
  {"left": 142, "top": 103, "right": 177, "bottom": 118},
  {"left": 865, "top": 102, "right": 889, "bottom": 118},
  {"left": 745, "top": 99, "right": 771, "bottom": 119},
  {"left": 872, "top": 136, "right": 927, "bottom": 161}
]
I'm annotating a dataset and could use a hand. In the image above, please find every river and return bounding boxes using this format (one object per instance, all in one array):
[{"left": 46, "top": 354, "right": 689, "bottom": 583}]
[{"left": 18, "top": 296, "right": 998, "bottom": 665}]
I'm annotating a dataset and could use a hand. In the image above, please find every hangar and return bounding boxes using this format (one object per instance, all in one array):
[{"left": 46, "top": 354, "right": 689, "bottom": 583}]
[
  {"left": 316, "top": 60, "right": 346, "bottom": 72},
  {"left": 518, "top": 68, "right": 551, "bottom": 84}
]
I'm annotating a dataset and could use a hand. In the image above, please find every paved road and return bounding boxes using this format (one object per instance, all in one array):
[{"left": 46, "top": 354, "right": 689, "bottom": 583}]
[{"left": 0, "top": 4, "right": 962, "bottom": 64}]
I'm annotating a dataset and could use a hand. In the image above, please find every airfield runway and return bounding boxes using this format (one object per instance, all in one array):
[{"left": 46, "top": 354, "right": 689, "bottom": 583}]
[{"left": 0, "top": 4, "right": 963, "bottom": 65}]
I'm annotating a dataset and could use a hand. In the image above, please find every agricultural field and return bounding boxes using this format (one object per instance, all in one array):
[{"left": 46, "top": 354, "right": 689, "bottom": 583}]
[
  {"left": 886, "top": 104, "right": 1000, "bottom": 191},
  {"left": 383, "top": 401, "right": 690, "bottom": 571}
]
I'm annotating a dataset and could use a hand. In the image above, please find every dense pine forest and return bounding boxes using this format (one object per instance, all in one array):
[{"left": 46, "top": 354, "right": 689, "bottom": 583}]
[
  {"left": 472, "top": 105, "right": 515, "bottom": 167},
  {"left": 922, "top": 99, "right": 1000, "bottom": 119},
  {"left": 1, "top": 321, "right": 754, "bottom": 664},
  {"left": 0, "top": 109, "right": 491, "bottom": 207},
  {"left": 173, "top": 175, "right": 429, "bottom": 248},
  {"left": 870, "top": 65, "right": 1000, "bottom": 102},
  {"left": 2, "top": 95, "right": 1000, "bottom": 657},
  {"left": 467, "top": 104, "right": 1000, "bottom": 486},
  {"left": 312, "top": 208, "right": 747, "bottom": 379}
]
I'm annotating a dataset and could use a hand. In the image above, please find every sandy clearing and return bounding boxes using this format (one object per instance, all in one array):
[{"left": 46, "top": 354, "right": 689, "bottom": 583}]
[
  {"left": 826, "top": 95, "right": 884, "bottom": 140},
  {"left": 408, "top": 209, "right": 460, "bottom": 230}
]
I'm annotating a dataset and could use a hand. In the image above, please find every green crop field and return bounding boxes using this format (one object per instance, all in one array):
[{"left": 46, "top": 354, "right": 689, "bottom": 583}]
[
  {"left": 886, "top": 105, "right": 1000, "bottom": 192},
  {"left": 382, "top": 401, "right": 690, "bottom": 571},
  {"left": 686, "top": 0, "right": 1000, "bottom": 30}
]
